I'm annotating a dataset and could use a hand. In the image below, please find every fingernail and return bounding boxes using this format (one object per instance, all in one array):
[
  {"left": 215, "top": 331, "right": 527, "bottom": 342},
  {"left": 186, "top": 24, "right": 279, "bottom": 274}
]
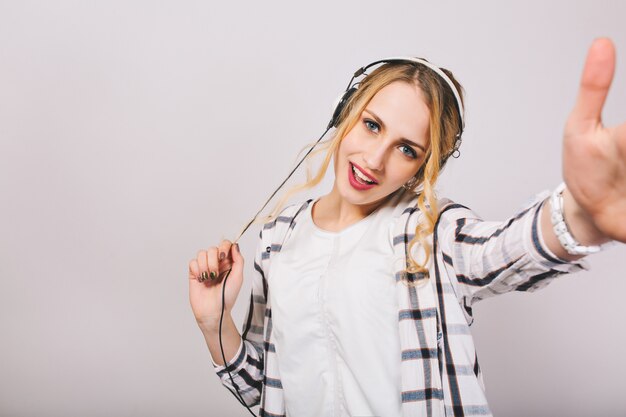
[
  {"left": 234, "top": 243, "right": 239, "bottom": 252},
  {"left": 201, "top": 271, "right": 208, "bottom": 281},
  {"left": 210, "top": 271, "right": 217, "bottom": 280},
  {"left": 219, "top": 252, "right": 225, "bottom": 261}
]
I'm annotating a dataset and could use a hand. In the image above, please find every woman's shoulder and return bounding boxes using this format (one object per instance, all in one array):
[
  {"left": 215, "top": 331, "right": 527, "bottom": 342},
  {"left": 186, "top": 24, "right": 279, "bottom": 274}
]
[
  {"left": 260, "top": 198, "right": 314, "bottom": 240},
  {"left": 267, "top": 199, "right": 312, "bottom": 224},
  {"left": 394, "top": 192, "right": 482, "bottom": 228},
  {"left": 436, "top": 197, "right": 479, "bottom": 219}
]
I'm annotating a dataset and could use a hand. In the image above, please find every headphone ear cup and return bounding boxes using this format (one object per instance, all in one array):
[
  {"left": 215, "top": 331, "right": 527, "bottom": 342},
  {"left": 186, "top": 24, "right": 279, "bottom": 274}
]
[{"left": 328, "top": 87, "right": 358, "bottom": 129}]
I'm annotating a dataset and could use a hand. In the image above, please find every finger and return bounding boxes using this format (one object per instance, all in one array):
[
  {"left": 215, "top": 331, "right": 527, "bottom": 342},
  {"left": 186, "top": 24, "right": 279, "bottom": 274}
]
[
  {"left": 229, "top": 243, "right": 244, "bottom": 279},
  {"left": 571, "top": 38, "right": 616, "bottom": 126},
  {"left": 189, "top": 259, "right": 208, "bottom": 285},
  {"left": 208, "top": 246, "right": 222, "bottom": 282},
  {"left": 189, "top": 259, "right": 202, "bottom": 282},
  {"left": 217, "top": 239, "right": 234, "bottom": 264},
  {"left": 196, "top": 249, "right": 210, "bottom": 282}
]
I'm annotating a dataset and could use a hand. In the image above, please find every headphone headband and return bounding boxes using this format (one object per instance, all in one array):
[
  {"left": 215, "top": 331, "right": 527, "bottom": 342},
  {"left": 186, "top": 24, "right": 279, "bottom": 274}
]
[
  {"left": 329, "top": 56, "right": 465, "bottom": 147},
  {"left": 355, "top": 57, "right": 465, "bottom": 131}
]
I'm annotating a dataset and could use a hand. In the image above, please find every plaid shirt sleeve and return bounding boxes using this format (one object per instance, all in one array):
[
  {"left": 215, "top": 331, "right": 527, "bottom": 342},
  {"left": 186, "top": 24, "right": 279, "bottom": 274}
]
[
  {"left": 211, "top": 230, "right": 267, "bottom": 407},
  {"left": 435, "top": 190, "right": 589, "bottom": 310}
]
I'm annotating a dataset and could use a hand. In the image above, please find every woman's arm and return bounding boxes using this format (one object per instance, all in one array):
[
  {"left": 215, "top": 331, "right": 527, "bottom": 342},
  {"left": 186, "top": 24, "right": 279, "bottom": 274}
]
[
  {"left": 540, "top": 38, "right": 625, "bottom": 260},
  {"left": 200, "top": 313, "right": 242, "bottom": 367},
  {"left": 209, "top": 232, "right": 268, "bottom": 407},
  {"left": 434, "top": 39, "right": 624, "bottom": 313},
  {"left": 434, "top": 195, "right": 587, "bottom": 315}
]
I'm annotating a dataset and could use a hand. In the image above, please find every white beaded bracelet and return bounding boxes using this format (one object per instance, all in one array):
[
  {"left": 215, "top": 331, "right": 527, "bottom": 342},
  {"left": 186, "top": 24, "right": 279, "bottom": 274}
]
[{"left": 549, "top": 182, "right": 603, "bottom": 256}]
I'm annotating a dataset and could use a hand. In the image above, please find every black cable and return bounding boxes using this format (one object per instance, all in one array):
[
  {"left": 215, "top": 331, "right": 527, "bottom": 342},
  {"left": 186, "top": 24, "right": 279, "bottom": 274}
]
[
  {"left": 233, "top": 125, "right": 332, "bottom": 243},
  {"left": 219, "top": 125, "right": 333, "bottom": 415},
  {"left": 219, "top": 267, "right": 257, "bottom": 415}
]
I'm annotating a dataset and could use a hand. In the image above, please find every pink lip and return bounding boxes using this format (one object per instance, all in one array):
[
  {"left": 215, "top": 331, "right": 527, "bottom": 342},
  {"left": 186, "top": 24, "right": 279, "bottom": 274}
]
[
  {"left": 351, "top": 162, "right": 378, "bottom": 183},
  {"left": 348, "top": 162, "right": 377, "bottom": 190}
]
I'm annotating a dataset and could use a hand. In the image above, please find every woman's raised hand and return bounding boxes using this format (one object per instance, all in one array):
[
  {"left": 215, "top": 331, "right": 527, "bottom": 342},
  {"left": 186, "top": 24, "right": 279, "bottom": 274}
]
[
  {"left": 188, "top": 240, "right": 245, "bottom": 331},
  {"left": 562, "top": 37, "right": 626, "bottom": 243}
]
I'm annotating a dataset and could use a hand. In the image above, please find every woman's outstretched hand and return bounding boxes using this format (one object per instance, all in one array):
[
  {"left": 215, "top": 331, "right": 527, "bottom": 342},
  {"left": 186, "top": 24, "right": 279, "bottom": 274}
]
[
  {"left": 188, "top": 240, "right": 245, "bottom": 332},
  {"left": 563, "top": 37, "right": 626, "bottom": 243}
]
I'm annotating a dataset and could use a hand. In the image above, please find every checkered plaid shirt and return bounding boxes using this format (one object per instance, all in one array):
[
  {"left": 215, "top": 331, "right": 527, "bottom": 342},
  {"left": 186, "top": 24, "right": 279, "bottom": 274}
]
[{"left": 213, "top": 189, "right": 586, "bottom": 417}]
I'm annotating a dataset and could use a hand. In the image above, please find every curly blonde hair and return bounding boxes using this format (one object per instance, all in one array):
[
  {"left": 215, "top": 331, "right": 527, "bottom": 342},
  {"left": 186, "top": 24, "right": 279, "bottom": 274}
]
[{"left": 252, "top": 61, "right": 464, "bottom": 284}]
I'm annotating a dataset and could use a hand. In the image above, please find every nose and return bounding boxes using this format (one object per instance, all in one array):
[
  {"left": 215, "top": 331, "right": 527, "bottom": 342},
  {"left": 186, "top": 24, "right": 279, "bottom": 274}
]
[{"left": 362, "top": 141, "right": 387, "bottom": 172}]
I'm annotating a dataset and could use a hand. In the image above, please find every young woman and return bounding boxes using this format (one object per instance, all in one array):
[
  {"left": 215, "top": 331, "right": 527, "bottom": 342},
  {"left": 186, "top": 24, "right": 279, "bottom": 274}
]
[{"left": 188, "top": 38, "right": 625, "bottom": 417}]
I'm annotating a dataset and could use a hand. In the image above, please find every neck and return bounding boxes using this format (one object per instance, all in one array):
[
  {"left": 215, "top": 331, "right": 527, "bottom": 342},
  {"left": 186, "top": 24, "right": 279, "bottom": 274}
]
[{"left": 312, "top": 186, "right": 398, "bottom": 231}]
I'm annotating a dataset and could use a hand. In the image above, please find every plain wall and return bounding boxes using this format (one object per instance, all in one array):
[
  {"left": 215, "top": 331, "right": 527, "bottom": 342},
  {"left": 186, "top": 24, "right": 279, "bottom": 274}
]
[{"left": 1, "top": 0, "right": 625, "bottom": 416}]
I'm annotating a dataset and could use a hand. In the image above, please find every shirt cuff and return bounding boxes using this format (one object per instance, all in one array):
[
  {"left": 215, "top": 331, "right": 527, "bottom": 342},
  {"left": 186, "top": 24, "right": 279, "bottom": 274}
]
[
  {"left": 526, "top": 194, "right": 589, "bottom": 272},
  {"left": 211, "top": 337, "right": 245, "bottom": 374}
]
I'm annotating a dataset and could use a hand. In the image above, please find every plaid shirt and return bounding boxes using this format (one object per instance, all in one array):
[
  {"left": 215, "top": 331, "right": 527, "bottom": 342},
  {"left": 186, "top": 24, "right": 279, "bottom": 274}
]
[{"left": 213, "top": 189, "right": 586, "bottom": 417}]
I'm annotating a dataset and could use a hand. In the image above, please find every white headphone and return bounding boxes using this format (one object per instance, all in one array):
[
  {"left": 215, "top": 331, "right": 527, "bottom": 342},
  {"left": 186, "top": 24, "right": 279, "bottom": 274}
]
[{"left": 327, "top": 56, "right": 465, "bottom": 161}]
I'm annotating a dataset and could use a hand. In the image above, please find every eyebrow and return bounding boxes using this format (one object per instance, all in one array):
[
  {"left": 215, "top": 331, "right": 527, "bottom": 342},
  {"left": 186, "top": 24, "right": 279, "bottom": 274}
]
[{"left": 363, "top": 109, "right": 427, "bottom": 153}]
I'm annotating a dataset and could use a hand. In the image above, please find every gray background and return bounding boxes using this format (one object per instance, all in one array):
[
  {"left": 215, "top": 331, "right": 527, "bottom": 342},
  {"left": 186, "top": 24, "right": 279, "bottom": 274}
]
[{"left": 1, "top": 1, "right": 625, "bottom": 416}]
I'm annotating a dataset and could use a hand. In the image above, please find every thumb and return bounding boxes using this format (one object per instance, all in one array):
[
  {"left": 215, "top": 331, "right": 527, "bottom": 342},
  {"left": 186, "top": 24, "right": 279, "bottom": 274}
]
[
  {"left": 229, "top": 243, "right": 245, "bottom": 279},
  {"left": 570, "top": 37, "right": 615, "bottom": 128}
]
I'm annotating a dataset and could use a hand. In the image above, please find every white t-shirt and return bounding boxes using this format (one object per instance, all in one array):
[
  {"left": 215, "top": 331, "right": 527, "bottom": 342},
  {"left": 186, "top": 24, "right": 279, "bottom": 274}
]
[{"left": 268, "top": 196, "right": 403, "bottom": 417}]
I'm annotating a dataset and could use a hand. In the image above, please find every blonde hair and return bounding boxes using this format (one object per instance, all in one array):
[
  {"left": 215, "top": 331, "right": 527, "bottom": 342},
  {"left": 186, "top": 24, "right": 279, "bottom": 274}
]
[{"left": 253, "top": 61, "right": 464, "bottom": 284}]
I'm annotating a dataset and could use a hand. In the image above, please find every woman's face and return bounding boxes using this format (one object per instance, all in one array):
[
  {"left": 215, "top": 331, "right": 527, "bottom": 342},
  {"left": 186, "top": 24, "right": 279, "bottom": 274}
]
[{"left": 332, "top": 80, "right": 431, "bottom": 212}]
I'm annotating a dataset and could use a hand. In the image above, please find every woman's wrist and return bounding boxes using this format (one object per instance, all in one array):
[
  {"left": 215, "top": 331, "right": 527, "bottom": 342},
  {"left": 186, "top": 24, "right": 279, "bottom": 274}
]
[
  {"left": 197, "top": 315, "right": 231, "bottom": 335},
  {"left": 561, "top": 187, "right": 612, "bottom": 247}
]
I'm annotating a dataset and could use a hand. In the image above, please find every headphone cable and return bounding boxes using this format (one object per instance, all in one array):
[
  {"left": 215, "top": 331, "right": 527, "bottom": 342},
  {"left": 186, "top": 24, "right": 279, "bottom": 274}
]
[
  {"left": 232, "top": 126, "right": 332, "bottom": 244},
  {"left": 219, "top": 125, "right": 332, "bottom": 415}
]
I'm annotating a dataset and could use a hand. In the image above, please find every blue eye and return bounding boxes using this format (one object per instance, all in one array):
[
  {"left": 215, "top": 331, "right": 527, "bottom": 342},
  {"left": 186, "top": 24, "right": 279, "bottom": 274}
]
[
  {"left": 364, "top": 117, "right": 417, "bottom": 159},
  {"left": 400, "top": 144, "right": 418, "bottom": 159},
  {"left": 364, "top": 119, "right": 380, "bottom": 133}
]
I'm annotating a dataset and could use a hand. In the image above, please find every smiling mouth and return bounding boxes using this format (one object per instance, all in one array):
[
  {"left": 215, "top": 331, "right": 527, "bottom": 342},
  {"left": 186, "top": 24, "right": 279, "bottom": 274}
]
[{"left": 350, "top": 163, "right": 378, "bottom": 185}]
